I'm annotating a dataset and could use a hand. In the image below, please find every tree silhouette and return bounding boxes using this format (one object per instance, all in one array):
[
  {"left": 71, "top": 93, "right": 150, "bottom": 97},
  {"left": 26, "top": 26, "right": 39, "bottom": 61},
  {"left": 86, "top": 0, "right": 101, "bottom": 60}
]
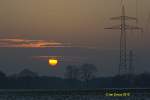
[
  {"left": 17, "top": 69, "right": 39, "bottom": 78},
  {"left": 80, "top": 64, "right": 97, "bottom": 82},
  {"left": 0, "top": 70, "right": 6, "bottom": 78},
  {"left": 65, "top": 65, "right": 79, "bottom": 80}
]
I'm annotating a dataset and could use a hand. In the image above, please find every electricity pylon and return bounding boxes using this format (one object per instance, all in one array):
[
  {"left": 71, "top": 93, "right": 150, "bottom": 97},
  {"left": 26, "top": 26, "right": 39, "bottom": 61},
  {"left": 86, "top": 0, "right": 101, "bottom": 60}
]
[{"left": 105, "top": 5, "right": 142, "bottom": 75}]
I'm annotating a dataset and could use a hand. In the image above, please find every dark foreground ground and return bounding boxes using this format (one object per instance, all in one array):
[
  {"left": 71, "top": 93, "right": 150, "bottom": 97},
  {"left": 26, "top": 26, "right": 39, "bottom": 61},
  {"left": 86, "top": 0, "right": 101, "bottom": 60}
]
[{"left": 0, "top": 89, "right": 150, "bottom": 100}]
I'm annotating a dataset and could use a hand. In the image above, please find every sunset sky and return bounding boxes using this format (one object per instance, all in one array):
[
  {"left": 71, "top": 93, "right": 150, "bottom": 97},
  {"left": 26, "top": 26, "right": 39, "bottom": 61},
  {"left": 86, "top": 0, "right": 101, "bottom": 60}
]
[{"left": 0, "top": 0, "right": 150, "bottom": 77}]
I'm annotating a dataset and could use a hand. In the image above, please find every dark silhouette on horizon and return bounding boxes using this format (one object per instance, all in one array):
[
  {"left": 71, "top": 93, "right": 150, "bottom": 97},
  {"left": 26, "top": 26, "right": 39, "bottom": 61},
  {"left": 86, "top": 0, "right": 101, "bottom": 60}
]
[{"left": 0, "top": 63, "right": 150, "bottom": 89}]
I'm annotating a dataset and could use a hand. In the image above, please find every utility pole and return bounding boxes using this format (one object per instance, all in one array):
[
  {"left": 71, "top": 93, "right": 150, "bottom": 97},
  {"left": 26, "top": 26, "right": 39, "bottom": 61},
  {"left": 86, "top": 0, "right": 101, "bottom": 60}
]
[{"left": 105, "top": 4, "right": 142, "bottom": 75}]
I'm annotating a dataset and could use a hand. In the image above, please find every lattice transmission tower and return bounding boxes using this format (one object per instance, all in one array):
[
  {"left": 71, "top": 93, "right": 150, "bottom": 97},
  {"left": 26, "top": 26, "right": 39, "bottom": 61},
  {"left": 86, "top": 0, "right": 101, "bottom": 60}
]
[{"left": 105, "top": 3, "right": 142, "bottom": 75}]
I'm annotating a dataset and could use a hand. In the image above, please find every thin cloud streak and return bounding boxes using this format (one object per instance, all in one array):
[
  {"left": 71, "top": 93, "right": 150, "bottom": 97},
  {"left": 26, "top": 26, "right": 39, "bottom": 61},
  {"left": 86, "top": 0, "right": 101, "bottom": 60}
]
[
  {"left": 0, "top": 38, "right": 71, "bottom": 48},
  {"left": 0, "top": 37, "right": 120, "bottom": 49}
]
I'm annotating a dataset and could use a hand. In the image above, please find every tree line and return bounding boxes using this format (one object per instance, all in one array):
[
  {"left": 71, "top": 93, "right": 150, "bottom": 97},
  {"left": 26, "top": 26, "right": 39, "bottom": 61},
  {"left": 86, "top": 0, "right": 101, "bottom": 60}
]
[{"left": 0, "top": 63, "right": 150, "bottom": 89}]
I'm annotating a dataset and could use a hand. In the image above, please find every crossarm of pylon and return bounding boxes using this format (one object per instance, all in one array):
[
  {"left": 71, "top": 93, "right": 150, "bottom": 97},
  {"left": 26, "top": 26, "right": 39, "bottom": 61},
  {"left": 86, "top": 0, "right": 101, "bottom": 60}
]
[
  {"left": 126, "top": 25, "right": 143, "bottom": 31},
  {"left": 125, "top": 16, "right": 137, "bottom": 21},
  {"left": 110, "top": 16, "right": 121, "bottom": 20},
  {"left": 110, "top": 16, "right": 137, "bottom": 21},
  {"left": 104, "top": 25, "right": 121, "bottom": 30}
]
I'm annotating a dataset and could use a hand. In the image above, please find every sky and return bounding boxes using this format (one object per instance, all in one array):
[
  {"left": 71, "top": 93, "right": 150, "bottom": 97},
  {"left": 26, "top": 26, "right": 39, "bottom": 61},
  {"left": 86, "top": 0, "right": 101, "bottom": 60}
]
[{"left": 0, "top": 0, "right": 150, "bottom": 77}]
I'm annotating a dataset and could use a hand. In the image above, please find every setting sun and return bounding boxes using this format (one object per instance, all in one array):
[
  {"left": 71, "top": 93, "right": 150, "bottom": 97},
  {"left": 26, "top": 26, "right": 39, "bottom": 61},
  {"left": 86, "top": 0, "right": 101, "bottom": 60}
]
[{"left": 49, "top": 59, "right": 58, "bottom": 66}]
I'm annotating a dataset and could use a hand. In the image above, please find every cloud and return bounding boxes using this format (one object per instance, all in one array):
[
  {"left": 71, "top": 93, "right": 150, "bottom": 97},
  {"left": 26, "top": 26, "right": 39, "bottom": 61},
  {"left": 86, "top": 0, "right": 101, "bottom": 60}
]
[
  {"left": 0, "top": 38, "right": 71, "bottom": 48},
  {"left": 0, "top": 33, "right": 28, "bottom": 38}
]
